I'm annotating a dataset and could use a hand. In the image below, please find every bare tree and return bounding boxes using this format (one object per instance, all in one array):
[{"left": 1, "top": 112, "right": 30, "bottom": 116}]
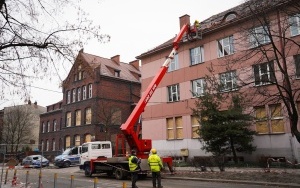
[
  {"left": 223, "top": 0, "right": 300, "bottom": 142},
  {"left": 2, "top": 105, "right": 37, "bottom": 152},
  {"left": 0, "top": 0, "right": 110, "bottom": 100}
]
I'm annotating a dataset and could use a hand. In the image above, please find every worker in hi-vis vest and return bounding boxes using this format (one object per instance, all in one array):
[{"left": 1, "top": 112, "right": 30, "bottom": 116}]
[
  {"left": 128, "top": 150, "right": 141, "bottom": 188},
  {"left": 148, "top": 148, "right": 163, "bottom": 188}
]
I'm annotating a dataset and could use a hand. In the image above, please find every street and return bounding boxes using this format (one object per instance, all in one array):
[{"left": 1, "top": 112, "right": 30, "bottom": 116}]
[{"left": 0, "top": 166, "right": 272, "bottom": 188}]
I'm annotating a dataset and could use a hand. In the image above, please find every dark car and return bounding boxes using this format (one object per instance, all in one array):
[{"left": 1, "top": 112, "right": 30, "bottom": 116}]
[{"left": 21, "top": 155, "right": 49, "bottom": 168}]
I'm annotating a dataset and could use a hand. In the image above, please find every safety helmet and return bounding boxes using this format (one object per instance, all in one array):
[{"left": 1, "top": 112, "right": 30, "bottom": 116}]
[{"left": 151, "top": 148, "right": 157, "bottom": 154}]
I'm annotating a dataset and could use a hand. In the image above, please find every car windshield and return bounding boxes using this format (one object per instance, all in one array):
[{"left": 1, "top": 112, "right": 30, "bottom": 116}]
[
  {"left": 62, "top": 148, "right": 72, "bottom": 155},
  {"left": 32, "top": 156, "right": 41, "bottom": 160}
]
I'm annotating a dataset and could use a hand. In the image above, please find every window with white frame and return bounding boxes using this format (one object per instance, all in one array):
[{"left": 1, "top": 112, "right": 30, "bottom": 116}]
[
  {"left": 88, "top": 84, "right": 92, "bottom": 98},
  {"left": 190, "top": 46, "right": 204, "bottom": 65},
  {"left": 72, "top": 89, "right": 76, "bottom": 103},
  {"left": 75, "top": 110, "right": 81, "bottom": 126},
  {"left": 52, "top": 139, "right": 55, "bottom": 151},
  {"left": 167, "top": 84, "right": 180, "bottom": 102},
  {"left": 77, "top": 87, "right": 81, "bottom": 101},
  {"left": 66, "top": 112, "right": 71, "bottom": 127},
  {"left": 168, "top": 54, "right": 179, "bottom": 72},
  {"left": 67, "top": 91, "right": 71, "bottom": 104},
  {"left": 53, "top": 120, "right": 56, "bottom": 131},
  {"left": 46, "top": 140, "right": 49, "bottom": 151},
  {"left": 289, "top": 14, "right": 300, "bottom": 36},
  {"left": 294, "top": 54, "right": 300, "bottom": 79},
  {"left": 249, "top": 26, "right": 270, "bottom": 48},
  {"left": 191, "top": 115, "right": 200, "bottom": 138},
  {"left": 191, "top": 78, "right": 205, "bottom": 97},
  {"left": 253, "top": 62, "right": 275, "bottom": 86},
  {"left": 83, "top": 86, "right": 87, "bottom": 100},
  {"left": 220, "top": 71, "right": 237, "bottom": 91},
  {"left": 85, "top": 108, "right": 92, "bottom": 124},
  {"left": 47, "top": 121, "right": 50, "bottom": 132},
  {"left": 218, "top": 36, "right": 234, "bottom": 57}
]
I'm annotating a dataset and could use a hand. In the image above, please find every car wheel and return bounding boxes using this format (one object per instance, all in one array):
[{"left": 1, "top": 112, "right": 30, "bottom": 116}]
[
  {"left": 114, "top": 165, "right": 128, "bottom": 180},
  {"left": 84, "top": 165, "right": 93, "bottom": 177},
  {"left": 63, "top": 161, "right": 71, "bottom": 168}
]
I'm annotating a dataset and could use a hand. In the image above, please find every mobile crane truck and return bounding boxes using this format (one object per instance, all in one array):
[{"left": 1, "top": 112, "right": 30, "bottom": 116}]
[{"left": 79, "top": 21, "right": 200, "bottom": 180}]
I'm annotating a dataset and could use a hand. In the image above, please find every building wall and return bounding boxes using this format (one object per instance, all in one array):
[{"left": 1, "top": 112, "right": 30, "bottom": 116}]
[{"left": 139, "top": 7, "right": 300, "bottom": 162}]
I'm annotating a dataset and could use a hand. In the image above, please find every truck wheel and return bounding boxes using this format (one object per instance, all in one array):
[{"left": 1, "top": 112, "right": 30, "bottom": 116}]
[
  {"left": 114, "top": 166, "right": 127, "bottom": 180},
  {"left": 63, "top": 161, "right": 71, "bottom": 168},
  {"left": 85, "top": 165, "right": 93, "bottom": 177}
]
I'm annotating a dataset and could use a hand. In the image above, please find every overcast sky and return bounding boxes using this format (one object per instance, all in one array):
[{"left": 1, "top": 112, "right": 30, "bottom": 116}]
[{"left": 0, "top": 0, "right": 243, "bottom": 109}]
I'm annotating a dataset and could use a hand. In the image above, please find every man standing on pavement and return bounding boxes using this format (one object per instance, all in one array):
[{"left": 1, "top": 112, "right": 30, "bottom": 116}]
[
  {"left": 148, "top": 148, "right": 163, "bottom": 188},
  {"left": 128, "top": 150, "right": 141, "bottom": 188}
]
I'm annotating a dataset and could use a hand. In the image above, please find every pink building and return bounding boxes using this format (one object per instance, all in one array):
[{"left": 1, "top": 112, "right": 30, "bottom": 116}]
[{"left": 137, "top": 0, "right": 300, "bottom": 162}]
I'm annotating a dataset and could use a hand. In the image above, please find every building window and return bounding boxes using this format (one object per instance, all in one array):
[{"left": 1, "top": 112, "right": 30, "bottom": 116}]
[
  {"left": 78, "top": 65, "right": 82, "bottom": 80},
  {"left": 191, "top": 115, "right": 200, "bottom": 138},
  {"left": 46, "top": 140, "right": 49, "bottom": 151},
  {"left": 190, "top": 46, "right": 204, "bottom": 65},
  {"left": 75, "top": 135, "right": 80, "bottom": 146},
  {"left": 65, "top": 136, "right": 70, "bottom": 148},
  {"left": 249, "top": 25, "right": 270, "bottom": 48},
  {"left": 167, "top": 84, "right": 180, "bottom": 102},
  {"left": 42, "top": 122, "right": 45, "bottom": 133},
  {"left": 255, "top": 104, "right": 284, "bottom": 134},
  {"left": 218, "top": 36, "right": 234, "bottom": 57},
  {"left": 52, "top": 139, "right": 55, "bottom": 151},
  {"left": 74, "top": 74, "right": 77, "bottom": 81},
  {"left": 166, "top": 118, "right": 174, "bottom": 140},
  {"left": 111, "top": 108, "right": 122, "bottom": 125},
  {"left": 294, "top": 54, "right": 300, "bottom": 79},
  {"left": 175, "top": 116, "right": 183, "bottom": 139},
  {"left": 114, "top": 70, "right": 120, "bottom": 77},
  {"left": 168, "top": 54, "right": 179, "bottom": 72},
  {"left": 77, "top": 87, "right": 81, "bottom": 101},
  {"left": 82, "top": 86, "right": 87, "bottom": 100},
  {"left": 53, "top": 120, "right": 57, "bottom": 131},
  {"left": 85, "top": 134, "right": 92, "bottom": 142},
  {"left": 41, "top": 140, "right": 44, "bottom": 151},
  {"left": 85, "top": 108, "right": 92, "bottom": 124},
  {"left": 220, "top": 71, "right": 237, "bottom": 91},
  {"left": 72, "top": 89, "right": 76, "bottom": 103},
  {"left": 289, "top": 14, "right": 300, "bottom": 36},
  {"left": 47, "top": 121, "right": 50, "bottom": 132},
  {"left": 75, "top": 110, "right": 81, "bottom": 126},
  {"left": 67, "top": 91, "right": 71, "bottom": 104},
  {"left": 66, "top": 112, "right": 72, "bottom": 127},
  {"left": 88, "top": 84, "right": 92, "bottom": 98},
  {"left": 253, "top": 62, "right": 275, "bottom": 86},
  {"left": 191, "top": 78, "right": 205, "bottom": 97}
]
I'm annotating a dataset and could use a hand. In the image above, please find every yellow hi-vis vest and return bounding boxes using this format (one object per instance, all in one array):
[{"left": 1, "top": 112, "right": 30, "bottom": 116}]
[
  {"left": 148, "top": 154, "right": 162, "bottom": 172},
  {"left": 129, "top": 156, "right": 138, "bottom": 171}
]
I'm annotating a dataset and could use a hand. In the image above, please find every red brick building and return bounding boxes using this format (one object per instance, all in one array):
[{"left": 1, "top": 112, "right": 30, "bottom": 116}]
[{"left": 39, "top": 50, "right": 141, "bottom": 159}]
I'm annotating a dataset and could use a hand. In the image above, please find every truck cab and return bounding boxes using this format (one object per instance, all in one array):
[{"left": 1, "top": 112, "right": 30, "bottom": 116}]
[
  {"left": 79, "top": 141, "right": 112, "bottom": 167},
  {"left": 54, "top": 146, "right": 81, "bottom": 168}
]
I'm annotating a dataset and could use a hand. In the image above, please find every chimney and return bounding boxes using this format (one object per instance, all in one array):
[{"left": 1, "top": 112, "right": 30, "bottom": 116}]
[
  {"left": 129, "top": 60, "right": 140, "bottom": 70},
  {"left": 179, "top": 14, "right": 190, "bottom": 29},
  {"left": 111, "top": 55, "right": 120, "bottom": 65}
]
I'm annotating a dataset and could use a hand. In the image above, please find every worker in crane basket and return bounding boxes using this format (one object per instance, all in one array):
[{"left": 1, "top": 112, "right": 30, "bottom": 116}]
[
  {"left": 148, "top": 148, "right": 164, "bottom": 188},
  {"left": 128, "top": 150, "right": 141, "bottom": 188}
]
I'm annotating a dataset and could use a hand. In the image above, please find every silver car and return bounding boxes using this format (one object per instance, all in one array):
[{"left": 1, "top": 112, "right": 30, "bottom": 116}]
[{"left": 21, "top": 155, "right": 49, "bottom": 167}]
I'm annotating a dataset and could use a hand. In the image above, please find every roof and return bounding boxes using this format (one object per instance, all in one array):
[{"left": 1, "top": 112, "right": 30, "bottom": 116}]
[
  {"left": 80, "top": 52, "right": 141, "bottom": 83},
  {"left": 136, "top": 0, "right": 294, "bottom": 59}
]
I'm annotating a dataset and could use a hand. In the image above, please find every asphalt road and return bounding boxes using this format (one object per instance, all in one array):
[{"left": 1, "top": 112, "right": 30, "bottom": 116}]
[{"left": 0, "top": 166, "right": 278, "bottom": 188}]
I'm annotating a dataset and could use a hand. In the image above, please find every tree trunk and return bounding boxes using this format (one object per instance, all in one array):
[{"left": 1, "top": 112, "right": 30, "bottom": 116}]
[{"left": 230, "top": 137, "right": 238, "bottom": 164}]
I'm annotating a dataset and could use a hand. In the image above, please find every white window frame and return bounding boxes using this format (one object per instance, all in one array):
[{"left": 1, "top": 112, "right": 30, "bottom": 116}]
[
  {"left": 52, "top": 139, "right": 56, "bottom": 151},
  {"left": 190, "top": 46, "right": 204, "bottom": 65},
  {"left": 249, "top": 26, "right": 270, "bottom": 48},
  {"left": 47, "top": 121, "right": 50, "bottom": 132},
  {"left": 72, "top": 89, "right": 76, "bottom": 103},
  {"left": 253, "top": 62, "right": 274, "bottom": 86},
  {"left": 168, "top": 54, "right": 179, "bottom": 72},
  {"left": 191, "top": 78, "right": 205, "bottom": 97},
  {"left": 88, "top": 84, "right": 92, "bottom": 98},
  {"left": 67, "top": 91, "right": 71, "bottom": 104},
  {"left": 46, "top": 140, "right": 49, "bottom": 151},
  {"left": 289, "top": 14, "right": 300, "bottom": 36},
  {"left": 83, "top": 86, "right": 87, "bottom": 100},
  {"left": 167, "top": 84, "right": 180, "bottom": 102},
  {"left": 77, "top": 87, "right": 81, "bottom": 101},
  {"left": 220, "top": 71, "right": 237, "bottom": 91},
  {"left": 218, "top": 36, "right": 234, "bottom": 57}
]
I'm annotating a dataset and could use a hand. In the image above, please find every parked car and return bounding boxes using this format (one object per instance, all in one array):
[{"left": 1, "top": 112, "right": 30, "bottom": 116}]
[
  {"left": 21, "top": 155, "right": 49, "bottom": 168},
  {"left": 54, "top": 146, "right": 80, "bottom": 168}
]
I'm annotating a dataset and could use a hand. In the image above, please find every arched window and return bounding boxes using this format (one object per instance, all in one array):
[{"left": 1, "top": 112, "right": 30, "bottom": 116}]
[
  {"left": 85, "top": 134, "right": 92, "bottom": 142},
  {"left": 65, "top": 136, "right": 71, "bottom": 148}
]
